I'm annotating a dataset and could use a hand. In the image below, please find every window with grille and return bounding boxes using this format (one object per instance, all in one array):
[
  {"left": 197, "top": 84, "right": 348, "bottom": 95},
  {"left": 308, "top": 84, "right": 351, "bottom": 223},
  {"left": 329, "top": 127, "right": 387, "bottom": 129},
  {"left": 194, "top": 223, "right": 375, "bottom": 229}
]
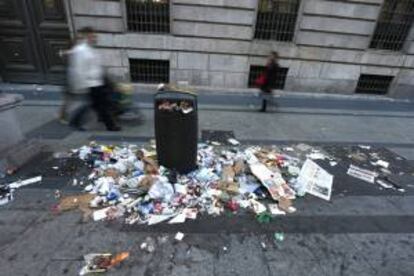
[
  {"left": 370, "top": 0, "right": 414, "bottom": 51},
  {"left": 129, "top": 59, "right": 170, "bottom": 83},
  {"left": 254, "top": 0, "right": 301, "bottom": 41},
  {"left": 126, "top": 0, "right": 170, "bottom": 33},
  {"left": 355, "top": 74, "right": 394, "bottom": 95},
  {"left": 248, "top": 65, "right": 289, "bottom": 89}
]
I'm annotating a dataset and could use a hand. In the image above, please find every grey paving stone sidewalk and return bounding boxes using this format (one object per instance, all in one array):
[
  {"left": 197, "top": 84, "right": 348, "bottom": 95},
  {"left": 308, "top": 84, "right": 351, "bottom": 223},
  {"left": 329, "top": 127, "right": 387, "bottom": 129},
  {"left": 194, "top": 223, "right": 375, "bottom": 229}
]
[{"left": 1, "top": 90, "right": 413, "bottom": 275}]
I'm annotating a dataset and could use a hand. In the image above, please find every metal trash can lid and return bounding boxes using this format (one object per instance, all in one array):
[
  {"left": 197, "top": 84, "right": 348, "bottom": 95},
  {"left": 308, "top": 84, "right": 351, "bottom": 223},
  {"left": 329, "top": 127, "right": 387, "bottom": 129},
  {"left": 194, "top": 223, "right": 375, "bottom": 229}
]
[{"left": 155, "top": 91, "right": 197, "bottom": 101}]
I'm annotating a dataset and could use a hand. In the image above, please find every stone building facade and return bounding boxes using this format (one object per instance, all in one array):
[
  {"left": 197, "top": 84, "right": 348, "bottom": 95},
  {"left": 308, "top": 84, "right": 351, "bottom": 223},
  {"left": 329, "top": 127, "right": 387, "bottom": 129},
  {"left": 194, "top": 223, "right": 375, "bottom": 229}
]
[{"left": 65, "top": 0, "right": 414, "bottom": 97}]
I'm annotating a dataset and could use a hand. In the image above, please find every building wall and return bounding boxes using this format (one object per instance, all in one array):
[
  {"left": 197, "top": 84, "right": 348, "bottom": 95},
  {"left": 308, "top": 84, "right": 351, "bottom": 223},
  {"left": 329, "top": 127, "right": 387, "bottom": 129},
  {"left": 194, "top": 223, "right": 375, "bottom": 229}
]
[{"left": 67, "top": 0, "right": 414, "bottom": 97}]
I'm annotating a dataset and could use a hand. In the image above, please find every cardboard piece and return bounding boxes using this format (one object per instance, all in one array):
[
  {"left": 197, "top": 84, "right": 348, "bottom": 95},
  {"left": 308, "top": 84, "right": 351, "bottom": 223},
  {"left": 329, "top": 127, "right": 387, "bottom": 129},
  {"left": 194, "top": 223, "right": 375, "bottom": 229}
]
[{"left": 249, "top": 163, "right": 295, "bottom": 200}]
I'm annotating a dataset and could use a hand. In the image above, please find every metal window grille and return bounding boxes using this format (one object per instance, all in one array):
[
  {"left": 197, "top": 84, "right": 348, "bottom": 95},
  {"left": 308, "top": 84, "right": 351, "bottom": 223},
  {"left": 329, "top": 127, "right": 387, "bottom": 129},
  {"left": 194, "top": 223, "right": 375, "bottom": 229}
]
[
  {"left": 254, "top": 0, "right": 300, "bottom": 41},
  {"left": 129, "top": 59, "right": 170, "bottom": 83},
  {"left": 126, "top": 0, "right": 170, "bottom": 33},
  {"left": 248, "top": 65, "right": 289, "bottom": 89},
  {"left": 370, "top": 0, "right": 414, "bottom": 51},
  {"left": 355, "top": 74, "right": 394, "bottom": 95}
]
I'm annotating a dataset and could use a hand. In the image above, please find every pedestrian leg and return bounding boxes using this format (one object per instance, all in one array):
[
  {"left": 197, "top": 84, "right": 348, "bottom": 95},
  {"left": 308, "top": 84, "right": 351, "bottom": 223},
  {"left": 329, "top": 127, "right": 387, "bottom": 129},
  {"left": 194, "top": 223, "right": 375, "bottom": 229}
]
[
  {"left": 90, "top": 86, "right": 120, "bottom": 131},
  {"left": 261, "top": 98, "right": 267, "bottom": 112},
  {"left": 69, "top": 102, "right": 90, "bottom": 131}
]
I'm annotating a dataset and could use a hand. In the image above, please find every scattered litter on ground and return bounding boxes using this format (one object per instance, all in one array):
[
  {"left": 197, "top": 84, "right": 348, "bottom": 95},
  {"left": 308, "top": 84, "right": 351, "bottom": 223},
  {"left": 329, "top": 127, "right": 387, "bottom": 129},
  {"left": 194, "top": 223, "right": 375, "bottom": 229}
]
[
  {"left": 175, "top": 232, "right": 185, "bottom": 241},
  {"left": 373, "top": 160, "right": 390, "bottom": 169},
  {"left": 79, "top": 252, "right": 129, "bottom": 275},
  {"left": 307, "top": 152, "right": 327, "bottom": 160},
  {"left": 268, "top": 204, "right": 286, "bottom": 216},
  {"left": 227, "top": 138, "right": 240, "bottom": 146},
  {"left": 66, "top": 142, "right": 315, "bottom": 225},
  {"left": 376, "top": 179, "right": 393, "bottom": 189},
  {"left": 0, "top": 184, "right": 13, "bottom": 206},
  {"left": 42, "top": 141, "right": 408, "bottom": 226},
  {"left": 140, "top": 237, "right": 156, "bottom": 253},
  {"left": 329, "top": 161, "right": 338, "bottom": 167},
  {"left": 256, "top": 212, "right": 272, "bottom": 223},
  {"left": 347, "top": 165, "right": 378, "bottom": 184},
  {"left": 349, "top": 152, "right": 368, "bottom": 162},
  {"left": 274, "top": 232, "right": 285, "bottom": 243}
]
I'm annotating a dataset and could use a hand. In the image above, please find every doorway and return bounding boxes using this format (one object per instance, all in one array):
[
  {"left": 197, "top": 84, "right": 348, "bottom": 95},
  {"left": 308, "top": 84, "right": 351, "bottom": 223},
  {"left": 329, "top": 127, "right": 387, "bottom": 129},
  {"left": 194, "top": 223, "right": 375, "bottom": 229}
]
[{"left": 0, "top": 0, "right": 70, "bottom": 84}]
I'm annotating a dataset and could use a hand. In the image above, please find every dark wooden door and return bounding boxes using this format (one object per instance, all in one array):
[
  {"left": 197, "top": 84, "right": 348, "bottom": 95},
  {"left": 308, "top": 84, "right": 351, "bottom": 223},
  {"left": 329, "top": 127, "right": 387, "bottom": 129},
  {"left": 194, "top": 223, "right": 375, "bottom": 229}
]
[{"left": 0, "top": 0, "right": 70, "bottom": 84}]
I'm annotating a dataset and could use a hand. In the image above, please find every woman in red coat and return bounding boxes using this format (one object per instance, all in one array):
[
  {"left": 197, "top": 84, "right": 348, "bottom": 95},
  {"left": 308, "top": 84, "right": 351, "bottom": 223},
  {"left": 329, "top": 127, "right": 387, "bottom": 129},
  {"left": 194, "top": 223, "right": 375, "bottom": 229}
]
[{"left": 256, "top": 51, "right": 280, "bottom": 112}]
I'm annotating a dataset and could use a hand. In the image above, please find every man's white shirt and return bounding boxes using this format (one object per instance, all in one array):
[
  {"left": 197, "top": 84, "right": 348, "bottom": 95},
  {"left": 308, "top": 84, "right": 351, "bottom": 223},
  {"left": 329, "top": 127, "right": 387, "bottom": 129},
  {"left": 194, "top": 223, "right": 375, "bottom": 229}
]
[{"left": 69, "top": 40, "right": 103, "bottom": 93}]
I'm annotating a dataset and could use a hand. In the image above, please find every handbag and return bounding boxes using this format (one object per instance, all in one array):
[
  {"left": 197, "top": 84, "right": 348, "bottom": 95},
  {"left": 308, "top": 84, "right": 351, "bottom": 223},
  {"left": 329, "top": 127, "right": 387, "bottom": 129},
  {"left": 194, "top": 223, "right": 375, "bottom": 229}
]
[{"left": 255, "top": 73, "right": 267, "bottom": 87}]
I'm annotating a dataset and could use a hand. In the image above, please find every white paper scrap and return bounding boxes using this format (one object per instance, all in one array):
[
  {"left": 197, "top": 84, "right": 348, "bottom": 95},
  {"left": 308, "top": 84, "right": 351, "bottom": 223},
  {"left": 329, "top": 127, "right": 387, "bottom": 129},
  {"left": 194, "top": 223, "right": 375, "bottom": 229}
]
[
  {"left": 268, "top": 204, "right": 286, "bottom": 215},
  {"left": 250, "top": 199, "right": 267, "bottom": 214},
  {"left": 227, "top": 138, "right": 240, "bottom": 146},
  {"left": 358, "top": 145, "right": 371, "bottom": 150},
  {"left": 347, "top": 165, "right": 378, "bottom": 184},
  {"left": 0, "top": 195, "right": 13, "bottom": 206},
  {"left": 148, "top": 214, "right": 175, "bottom": 225},
  {"left": 92, "top": 207, "right": 111, "bottom": 221},
  {"left": 182, "top": 107, "right": 194, "bottom": 114},
  {"left": 184, "top": 208, "right": 198, "bottom": 220},
  {"left": 307, "top": 152, "right": 326, "bottom": 160},
  {"left": 375, "top": 160, "right": 389, "bottom": 169},
  {"left": 9, "top": 176, "right": 42, "bottom": 189},
  {"left": 168, "top": 213, "right": 187, "bottom": 224},
  {"left": 297, "top": 159, "right": 333, "bottom": 201},
  {"left": 174, "top": 184, "right": 187, "bottom": 194},
  {"left": 376, "top": 179, "right": 393, "bottom": 189},
  {"left": 175, "top": 232, "right": 185, "bottom": 241}
]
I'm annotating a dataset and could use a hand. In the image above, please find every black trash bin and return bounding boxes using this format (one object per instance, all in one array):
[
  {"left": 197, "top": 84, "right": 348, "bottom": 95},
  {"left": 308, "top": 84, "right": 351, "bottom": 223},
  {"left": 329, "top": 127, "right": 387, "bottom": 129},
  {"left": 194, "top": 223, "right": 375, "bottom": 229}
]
[{"left": 154, "top": 90, "right": 198, "bottom": 174}]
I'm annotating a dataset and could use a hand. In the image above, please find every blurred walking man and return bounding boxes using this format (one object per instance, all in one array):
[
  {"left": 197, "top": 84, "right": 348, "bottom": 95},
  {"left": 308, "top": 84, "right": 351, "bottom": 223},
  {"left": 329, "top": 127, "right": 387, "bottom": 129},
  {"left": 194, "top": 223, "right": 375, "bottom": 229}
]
[{"left": 69, "top": 27, "right": 120, "bottom": 131}]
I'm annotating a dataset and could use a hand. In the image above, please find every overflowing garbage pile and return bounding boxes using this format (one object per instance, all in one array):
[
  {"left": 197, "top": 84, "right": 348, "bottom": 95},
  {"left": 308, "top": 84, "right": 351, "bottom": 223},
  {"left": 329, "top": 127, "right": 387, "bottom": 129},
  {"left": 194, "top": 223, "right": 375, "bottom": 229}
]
[{"left": 65, "top": 141, "right": 335, "bottom": 225}]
